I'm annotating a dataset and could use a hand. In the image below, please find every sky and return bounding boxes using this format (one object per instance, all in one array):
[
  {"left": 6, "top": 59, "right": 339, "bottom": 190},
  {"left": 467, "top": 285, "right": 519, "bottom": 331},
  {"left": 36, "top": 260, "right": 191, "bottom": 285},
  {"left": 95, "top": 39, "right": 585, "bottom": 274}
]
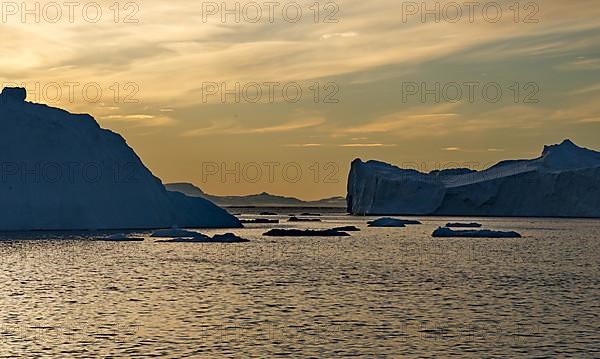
[{"left": 1, "top": 0, "right": 600, "bottom": 200}]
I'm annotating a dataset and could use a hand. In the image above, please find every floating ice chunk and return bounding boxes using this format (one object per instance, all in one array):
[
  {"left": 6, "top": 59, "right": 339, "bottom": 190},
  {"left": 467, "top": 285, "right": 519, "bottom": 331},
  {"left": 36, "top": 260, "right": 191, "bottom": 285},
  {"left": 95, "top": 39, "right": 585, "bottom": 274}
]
[
  {"left": 432, "top": 227, "right": 521, "bottom": 238},
  {"left": 211, "top": 233, "right": 250, "bottom": 243},
  {"left": 151, "top": 227, "right": 207, "bottom": 238},
  {"left": 445, "top": 222, "right": 483, "bottom": 228},
  {"left": 98, "top": 233, "right": 145, "bottom": 242},
  {"left": 288, "top": 216, "right": 321, "bottom": 222},
  {"left": 264, "top": 229, "right": 350, "bottom": 237},
  {"left": 331, "top": 226, "right": 361, "bottom": 232},
  {"left": 157, "top": 232, "right": 249, "bottom": 243},
  {"left": 240, "top": 218, "right": 279, "bottom": 224},
  {"left": 367, "top": 218, "right": 421, "bottom": 227}
]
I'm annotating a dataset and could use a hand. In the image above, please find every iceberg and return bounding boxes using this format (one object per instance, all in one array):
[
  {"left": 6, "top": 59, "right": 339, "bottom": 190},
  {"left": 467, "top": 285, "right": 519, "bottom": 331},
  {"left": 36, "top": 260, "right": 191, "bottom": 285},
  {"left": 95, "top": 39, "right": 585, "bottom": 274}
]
[
  {"left": 347, "top": 140, "right": 600, "bottom": 217},
  {"left": 0, "top": 87, "right": 241, "bottom": 231}
]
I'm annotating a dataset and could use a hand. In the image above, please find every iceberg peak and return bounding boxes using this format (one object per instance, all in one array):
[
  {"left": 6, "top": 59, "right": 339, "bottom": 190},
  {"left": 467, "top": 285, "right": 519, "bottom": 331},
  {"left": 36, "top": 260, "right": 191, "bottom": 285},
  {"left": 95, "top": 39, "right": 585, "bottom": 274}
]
[
  {"left": 0, "top": 87, "right": 27, "bottom": 102},
  {"left": 542, "top": 139, "right": 579, "bottom": 156},
  {"left": 540, "top": 139, "right": 600, "bottom": 170}
]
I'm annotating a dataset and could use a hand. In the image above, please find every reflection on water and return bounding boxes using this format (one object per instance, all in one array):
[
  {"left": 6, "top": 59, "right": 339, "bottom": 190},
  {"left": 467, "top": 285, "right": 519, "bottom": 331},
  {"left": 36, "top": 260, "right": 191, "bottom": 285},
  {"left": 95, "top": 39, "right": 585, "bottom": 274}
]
[{"left": 0, "top": 214, "right": 599, "bottom": 357}]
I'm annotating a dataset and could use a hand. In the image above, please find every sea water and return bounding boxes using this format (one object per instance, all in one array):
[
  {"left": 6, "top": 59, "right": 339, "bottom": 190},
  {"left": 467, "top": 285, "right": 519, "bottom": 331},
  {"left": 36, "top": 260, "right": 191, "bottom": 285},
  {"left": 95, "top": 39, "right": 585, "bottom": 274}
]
[{"left": 0, "top": 212, "right": 598, "bottom": 357}]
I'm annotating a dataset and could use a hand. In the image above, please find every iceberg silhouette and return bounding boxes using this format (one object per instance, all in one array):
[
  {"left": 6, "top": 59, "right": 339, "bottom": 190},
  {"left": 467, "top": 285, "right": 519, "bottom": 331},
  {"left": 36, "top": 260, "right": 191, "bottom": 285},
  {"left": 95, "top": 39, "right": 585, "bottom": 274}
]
[{"left": 0, "top": 87, "right": 241, "bottom": 230}]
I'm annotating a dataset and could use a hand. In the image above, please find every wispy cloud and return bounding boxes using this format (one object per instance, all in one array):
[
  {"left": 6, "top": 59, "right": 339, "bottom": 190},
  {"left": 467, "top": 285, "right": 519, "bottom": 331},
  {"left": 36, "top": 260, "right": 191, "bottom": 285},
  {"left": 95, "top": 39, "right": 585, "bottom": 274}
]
[
  {"left": 234, "top": 118, "right": 324, "bottom": 134},
  {"left": 183, "top": 118, "right": 325, "bottom": 137},
  {"left": 320, "top": 32, "right": 358, "bottom": 40},
  {"left": 286, "top": 143, "right": 322, "bottom": 147},
  {"left": 557, "top": 58, "right": 600, "bottom": 71},
  {"left": 100, "top": 114, "right": 175, "bottom": 127},
  {"left": 570, "top": 82, "right": 600, "bottom": 95},
  {"left": 343, "top": 103, "right": 461, "bottom": 137},
  {"left": 340, "top": 143, "right": 396, "bottom": 148}
]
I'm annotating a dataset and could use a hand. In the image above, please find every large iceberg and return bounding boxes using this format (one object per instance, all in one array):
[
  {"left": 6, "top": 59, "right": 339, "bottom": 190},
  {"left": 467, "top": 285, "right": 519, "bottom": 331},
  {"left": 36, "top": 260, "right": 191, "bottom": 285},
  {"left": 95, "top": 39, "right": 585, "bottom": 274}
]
[
  {"left": 347, "top": 140, "right": 600, "bottom": 218},
  {"left": 0, "top": 87, "right": 241, "bottom": 230}
]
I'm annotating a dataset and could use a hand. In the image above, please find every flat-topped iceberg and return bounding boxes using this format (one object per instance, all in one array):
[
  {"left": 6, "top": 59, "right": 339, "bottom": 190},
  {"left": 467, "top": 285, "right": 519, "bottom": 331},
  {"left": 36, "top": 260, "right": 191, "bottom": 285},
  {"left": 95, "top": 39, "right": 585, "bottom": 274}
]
[
  {"left": 347, "top": 140, "right": 600, "bottom": 218},
  {"left": 0, "top": 87, "right": 241, "bottom": 230}
]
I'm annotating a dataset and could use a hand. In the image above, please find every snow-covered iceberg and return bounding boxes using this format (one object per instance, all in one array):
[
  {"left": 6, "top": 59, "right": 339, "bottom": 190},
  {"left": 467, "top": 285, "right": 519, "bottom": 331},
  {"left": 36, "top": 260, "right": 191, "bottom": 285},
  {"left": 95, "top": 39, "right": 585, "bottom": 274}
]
[
  {"left": 347, "top": 140, "right": 600, "bottom": 217},
  {"left": 0, "top": 87, "right": 241, "bottom": 230}
]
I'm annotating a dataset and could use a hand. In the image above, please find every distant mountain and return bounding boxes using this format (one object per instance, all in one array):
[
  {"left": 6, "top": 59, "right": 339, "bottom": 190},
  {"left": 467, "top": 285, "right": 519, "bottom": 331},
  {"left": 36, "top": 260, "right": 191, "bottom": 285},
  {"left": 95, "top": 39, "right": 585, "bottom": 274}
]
[
  {"left": 166, "top": 183, "right": 346, "bottom": 207},
  {"left": 347, "top": 139, "right": 600, "bottom": 217}
]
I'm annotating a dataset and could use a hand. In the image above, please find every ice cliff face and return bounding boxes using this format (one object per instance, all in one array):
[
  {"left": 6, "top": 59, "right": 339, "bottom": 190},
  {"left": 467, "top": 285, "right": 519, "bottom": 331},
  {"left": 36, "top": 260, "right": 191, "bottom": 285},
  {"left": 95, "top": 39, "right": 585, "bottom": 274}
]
[
  {"left": 347, "top": 140, "right": 600, "bottom": 217},
  {"left": 0, "top": 87, "right": 241, "bottom": 230}
]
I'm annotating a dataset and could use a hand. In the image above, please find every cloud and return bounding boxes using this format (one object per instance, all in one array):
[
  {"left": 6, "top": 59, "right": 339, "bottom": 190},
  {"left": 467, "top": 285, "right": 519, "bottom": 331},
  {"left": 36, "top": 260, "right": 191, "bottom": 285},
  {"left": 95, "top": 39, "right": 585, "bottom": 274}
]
[
  {"left": 233, "top": 118, "right": 324, "bottom": 134},
  {"left": 286, "top": 143, "right": 322, "bottom": 147},
  {"left": 183, "top": 118, "right": 325, "bottom": 137},
  {"left": 320, "top": 32, "right": 358, "bottom": 40},
  {"left": 5, "top": 0, "right": 600, "bottom": 109},
  {"left": 343, "top": 103, "right": 461, "bottom": 137},
  {"left": 340, "top": 143, "right": 396, "bottom": 147},
  {"left": 100, "top": 114, "right": 175, "bottom": 127},
  {"left": 343, "top": 113, "right": 460, "bottom": 134},
  {"left": 557, "top": 58, "right": 600, "bottom": 71},
  {"left": 570, "top": 83, "right": 600, "bottom": 95}
]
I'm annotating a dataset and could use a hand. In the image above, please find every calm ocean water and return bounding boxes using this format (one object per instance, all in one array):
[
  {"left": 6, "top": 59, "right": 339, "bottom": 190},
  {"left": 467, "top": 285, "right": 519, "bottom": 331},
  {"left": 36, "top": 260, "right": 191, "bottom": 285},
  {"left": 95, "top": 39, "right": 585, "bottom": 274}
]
[{"left": 0, "top": 211, "right": 599, "bottom": 358}]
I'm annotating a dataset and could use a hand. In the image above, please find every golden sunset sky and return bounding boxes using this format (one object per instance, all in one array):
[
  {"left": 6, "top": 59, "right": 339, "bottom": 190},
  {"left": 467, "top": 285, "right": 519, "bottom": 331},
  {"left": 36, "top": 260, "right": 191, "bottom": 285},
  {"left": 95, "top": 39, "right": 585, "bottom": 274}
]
[{"left": 2, "top": 0, "right": 599, "bottom": 199}]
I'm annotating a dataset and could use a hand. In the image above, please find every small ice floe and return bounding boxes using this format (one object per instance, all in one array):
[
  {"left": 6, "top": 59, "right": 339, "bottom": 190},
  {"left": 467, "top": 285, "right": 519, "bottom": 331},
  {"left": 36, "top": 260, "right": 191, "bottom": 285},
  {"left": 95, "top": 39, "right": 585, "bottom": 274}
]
[
  {"left": 445, "top": 222, "right": 483, "bottom": 228},
  {"left": 157, "top": 233, "right": 249, "bottom": 243},
  {"left": 432, "top": 227, "right": 522, "bottom": 238},
  {"left": 150, "top": 227, "right": 203, "bottom": 238},
  {"left": 240, "top": 218, "right": 280, "bottom": 224},
  {"left": 331, "top": 226, "right": 361, "bottom": 232},
  {"left": 264, "top": 229, "right": 350, "bottom": 237},
  {"left": 97, "top": 233, "right": 145, "bottom": 242},
  {"left": 367, "top": 217, "right": 422, "bottom": 227},
  {"left": 212, "top": 233, "right": 250, "bottom": 243},
  {"left": 288, "top": 216, "right": 322, "bottom": 222}
]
